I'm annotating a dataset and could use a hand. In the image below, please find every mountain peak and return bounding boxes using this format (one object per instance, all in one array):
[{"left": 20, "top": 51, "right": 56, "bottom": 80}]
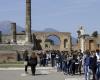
[
  {"left": 43, "top": 28, "right": 58, "bottom": 32},
  {"left": 0, "top": 20, "right": 24, "bottom": 34}
]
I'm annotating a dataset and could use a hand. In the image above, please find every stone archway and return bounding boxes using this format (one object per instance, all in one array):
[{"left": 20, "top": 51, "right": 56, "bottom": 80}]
[
  {"left": 46, "top": 35, "right": 61, "bottom": 45},
  {"left": 45, "top": 35, "right": 61, "bottom": 50},
  {"left": 33, "top": 32, "right": 71, "bottom": 51}
]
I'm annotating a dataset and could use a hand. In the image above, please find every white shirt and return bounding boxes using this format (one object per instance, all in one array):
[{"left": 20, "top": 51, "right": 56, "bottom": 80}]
[{"left": 96, "top": 52, "right": 100, "bottom": 62}]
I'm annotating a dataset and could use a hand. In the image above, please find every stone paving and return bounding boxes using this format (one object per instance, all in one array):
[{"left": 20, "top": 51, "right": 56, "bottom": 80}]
[{"left": 0, "top": 67, "right": 85, "bottom": 80}]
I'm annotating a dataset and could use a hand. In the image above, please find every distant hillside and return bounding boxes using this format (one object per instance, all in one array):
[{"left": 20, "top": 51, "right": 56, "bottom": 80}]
[
  {"left": 0, "top": 21, "right": 24, "bottom": 34},
  {"left": 0, "top": 21, "right": 59, "bottom": 34},
  {"left": 43, "top": 28, "right": 58, "bottom": 32},
  {"left": 0, "top": 21, "right": 77, "bottom": 45}
]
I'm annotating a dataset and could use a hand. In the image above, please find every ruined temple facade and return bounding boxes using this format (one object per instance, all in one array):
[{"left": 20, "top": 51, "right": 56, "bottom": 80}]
[
  {"left": 75, "top": 27, "right": 100, "bottom": 52},
  {"left": 0, "top": 0, "right": 99, "bottom": 52},
  {"left": 1, "top": 31, "right": 71, "bottom": 51},
  {"left": 33, "top": 32, "right": 71, "bottom": 51},
  {"left": 0, "top": 0, "right": 72, "bottom": 51}
]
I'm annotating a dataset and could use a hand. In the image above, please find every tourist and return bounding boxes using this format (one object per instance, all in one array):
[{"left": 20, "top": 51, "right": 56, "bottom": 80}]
[
  {"left": 42, "top": 52, "right": 47, "bottom": 67},
  {"left": 51, "top": 51, "right": 56, "bottom": 67},
  {"left": 29, "top": 52, "right": 38, "bottom": 76},
  {"left": 23, "top": 50, "right": 29, "bottom": 74},
  {"left": 62, "top": 53, "right": 68, "bottom": 75},
  {"left": 90, "top": 51, "right": 97, "bottom": 80},
  {"left": 78, "top": 53, "right": 83, "bottom": 75},
  {"left": 16, "top": 50, "right": 21, "bottom": 61},
  {"left": 84, "top": 50, "right": 91, "bottom": 80},
  {"left": 96, "top": 49, "right": 100, "bottom": 80},
  {"left": 71, "top": 54, "right": 76, "bottom": 75},
  {"left": 55, "top": 52, "right": 61, "bottom": 71},
  {"left": 39, "top": 51, "right": 43, "bottom": 66},
  {"left": 67, "top": 55, "right": 72, "bottom": 74}
]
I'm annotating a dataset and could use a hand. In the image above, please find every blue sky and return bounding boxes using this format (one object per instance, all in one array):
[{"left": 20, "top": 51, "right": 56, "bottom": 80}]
[{"left": 0, "top": 0, "right": 100, "bottom": 37}]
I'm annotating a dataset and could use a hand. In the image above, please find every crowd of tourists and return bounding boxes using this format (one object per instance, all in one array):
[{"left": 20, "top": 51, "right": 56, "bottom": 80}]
[{"left": 23, "top": 49, "right": 100, "bottom": 80}]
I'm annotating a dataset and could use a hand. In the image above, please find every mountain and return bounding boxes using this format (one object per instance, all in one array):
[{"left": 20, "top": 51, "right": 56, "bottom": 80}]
[
  {"left": 0, "top": 21, "right": 58, "bottom": 34},
  {"left": 43, "top": 28, "right": 58, "bottom": 32},
  {"left": 0, "top": 21, "right": 77, "bottom": 45},
  {"left": 0, "top": 21, "right": 24, "bottom": 34}
]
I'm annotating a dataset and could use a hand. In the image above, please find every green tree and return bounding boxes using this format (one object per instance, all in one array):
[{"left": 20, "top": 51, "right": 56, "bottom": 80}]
[{"left": 92, "top": 31, "right": 98, "bottom": 37}]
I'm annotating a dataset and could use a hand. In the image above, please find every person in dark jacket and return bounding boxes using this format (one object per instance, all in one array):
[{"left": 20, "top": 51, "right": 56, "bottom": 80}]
[
  {"left": 42, "top": 52, "right": 47, "bottom": 67},
  {"left": 29, "top": 52, "right": 38, "bottom": 76},
  {"left": 84, "top": 50, "right": 91, "bottom": 80},
  {"left": 51, "top": 51, "right": 56, "bottom": 67},
  {"left": 71, "top": 54, "right": 76, "bottom": 75},
  {"left": 91, "top": 51, "right": 97, "bottom": 80},
  {"left": 23, "top": 50, "right": 29, "bottom": 74},
  {"left": 96, "top": 49, "right": 100, "bottom": 80}
]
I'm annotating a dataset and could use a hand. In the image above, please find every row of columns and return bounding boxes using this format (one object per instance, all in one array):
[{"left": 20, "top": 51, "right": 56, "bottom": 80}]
[
  {"left": 0, "top": 0, "right": 32, "bottom": 44},
  {"left": 11, "top": 0, "right": 32, "bottom": 44}
]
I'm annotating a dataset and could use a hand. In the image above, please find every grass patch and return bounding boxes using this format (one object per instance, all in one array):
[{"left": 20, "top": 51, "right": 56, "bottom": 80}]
[
  {"left": 0, "top": 61, "right": 24, "bottom": 64},
  {"left": 0, "top": 64, "right": 24, "bottom": 68},
  {"left": 0, "top": 61, "right": 24, "bottom": 68}
]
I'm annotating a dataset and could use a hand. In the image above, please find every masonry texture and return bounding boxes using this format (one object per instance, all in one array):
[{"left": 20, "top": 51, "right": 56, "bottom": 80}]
[
  {"left": 11, "top": 23, "right": 16, "bottom": 43},
  {"left": 25, "top": 0, "right": 32, "bottom": 43}
]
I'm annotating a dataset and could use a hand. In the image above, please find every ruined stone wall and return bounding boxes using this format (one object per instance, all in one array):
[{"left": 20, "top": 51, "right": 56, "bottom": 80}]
[
  {"left": 33, "top": 32, "right": 71, "bottom": 51},
  {"left": 2, "top": 34, "right": 26, "bottom": 44},
  {"left": 1, "top": 32, "right": 71, "bottom": 51},
  {"left": 2, "top": 35, "right": 11, "bottom": 43}
]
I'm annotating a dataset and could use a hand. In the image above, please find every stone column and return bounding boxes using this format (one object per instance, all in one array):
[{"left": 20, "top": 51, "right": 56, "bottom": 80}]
[
  {"left": 11, "top": 23, "right": 16, "bottom": 43},
  {"left": 25, "top": 0, "right": 32, "bottom": 43},
  {"left": 0, "top": 31, "right": 2, "bottom": 43},
  {"left": 80, "top": 36, "right": 85, "bottom": 53}
]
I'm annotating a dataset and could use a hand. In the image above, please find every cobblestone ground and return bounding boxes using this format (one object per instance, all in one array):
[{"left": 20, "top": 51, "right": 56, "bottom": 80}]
[{"left": 0, "top": 68, "right": 86, "bottom": 80}]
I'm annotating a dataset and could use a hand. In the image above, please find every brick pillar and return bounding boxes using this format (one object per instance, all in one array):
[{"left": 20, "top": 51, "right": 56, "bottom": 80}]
[
  {"left": 11, "top": 23, "right": 16, "bottom": 43},
  {"left": 25, "top": 0, "right": 32, "bottom": 43}
]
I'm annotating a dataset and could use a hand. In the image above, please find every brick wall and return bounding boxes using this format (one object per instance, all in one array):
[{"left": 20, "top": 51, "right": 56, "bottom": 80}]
[{"left": 0, "top": 51, "right": 17, "bottom": 63}]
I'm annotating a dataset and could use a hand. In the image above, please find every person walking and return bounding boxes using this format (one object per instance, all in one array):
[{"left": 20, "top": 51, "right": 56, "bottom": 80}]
[
  {"left": 84, "top": 50, "right": 91, "bottom": 80},
  {"left": 23, "top": 50, "right": 29, "bottom": 74},
  {"left": 78, "top": 54, "right": 83, "bottom": 75},
  {"left": 96, "top": 49, "right": 100, "bottom": 80},
  {"left": 42, "top": 52, "right": 47, "bottom": 67},
  {"left": 29, "top": 52, "right": 38, "bottom": 76},
  {"left": 51, "top": 51, "right": 56, "bottom": 67},
  {"left": 71, "top": 54, "right": 76, "bottom": 75},
  {"left": 56, "top": 53, "right": 61, "bottom": 72},
  {"left": 89, "top": 51, "right": 97, "bottom": 80}
]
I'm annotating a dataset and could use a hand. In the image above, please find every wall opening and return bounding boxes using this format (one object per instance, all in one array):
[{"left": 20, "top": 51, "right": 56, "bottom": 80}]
[
  {"left": 64, "top": 39, "right": 68, "bottom": 48},
  {"left": 47, "top": 35, "right": 60, "bottom": 46}
]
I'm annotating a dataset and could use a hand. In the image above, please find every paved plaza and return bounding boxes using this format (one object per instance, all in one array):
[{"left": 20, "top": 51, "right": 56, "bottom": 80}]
[{"left": 0, "top": 67, "right": 85, "bottom": 80}]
